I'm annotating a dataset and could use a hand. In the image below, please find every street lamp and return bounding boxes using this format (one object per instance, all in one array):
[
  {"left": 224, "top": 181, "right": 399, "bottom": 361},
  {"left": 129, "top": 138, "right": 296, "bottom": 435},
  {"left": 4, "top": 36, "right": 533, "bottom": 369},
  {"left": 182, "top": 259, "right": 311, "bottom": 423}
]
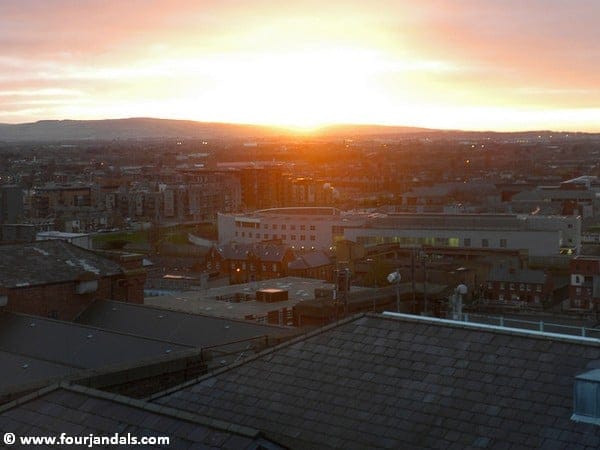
[{"left": 387, "top": 269, "right": 401, "bottom": 312}]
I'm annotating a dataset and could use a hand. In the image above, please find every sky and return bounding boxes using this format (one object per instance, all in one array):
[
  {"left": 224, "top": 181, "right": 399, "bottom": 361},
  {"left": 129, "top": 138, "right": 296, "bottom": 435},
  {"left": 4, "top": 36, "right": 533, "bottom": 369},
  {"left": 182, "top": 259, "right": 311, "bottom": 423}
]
[{"left": 1, "top": 0, "right": 599, "bottom": 131}]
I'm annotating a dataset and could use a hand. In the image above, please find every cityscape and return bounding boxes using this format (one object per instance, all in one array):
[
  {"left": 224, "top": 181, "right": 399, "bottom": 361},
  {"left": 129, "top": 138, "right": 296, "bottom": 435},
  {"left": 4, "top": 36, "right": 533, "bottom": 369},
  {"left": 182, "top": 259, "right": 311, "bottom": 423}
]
[{"left": 1, "top": 1, "right": 600, "bottom": 449}]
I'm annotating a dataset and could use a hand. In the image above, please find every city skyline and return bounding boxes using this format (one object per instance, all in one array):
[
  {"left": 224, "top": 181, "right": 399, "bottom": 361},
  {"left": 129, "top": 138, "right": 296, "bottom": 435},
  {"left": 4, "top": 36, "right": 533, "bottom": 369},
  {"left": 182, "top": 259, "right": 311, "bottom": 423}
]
[{"left": 1, "top": 0, "right": 599, "bottom": 132}]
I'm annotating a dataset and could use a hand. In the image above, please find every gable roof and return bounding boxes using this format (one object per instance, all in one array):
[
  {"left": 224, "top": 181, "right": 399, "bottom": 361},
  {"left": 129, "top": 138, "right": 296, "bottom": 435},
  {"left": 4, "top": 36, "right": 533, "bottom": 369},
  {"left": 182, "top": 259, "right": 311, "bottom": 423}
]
[
  {"left": 0, "top": 383, "right": 284, "bottom": 449},
  {"left": 0, "top": 240, "right": 122, "bottom": 288},
  {"left": 288, "top": 251, "right": 333, "bottom": 270},
  {"left": 488, "top": 265, "right": 547, "bottom": 284},
  {"left": 153, "top": 313, "right": 600, "bottom": 449}
]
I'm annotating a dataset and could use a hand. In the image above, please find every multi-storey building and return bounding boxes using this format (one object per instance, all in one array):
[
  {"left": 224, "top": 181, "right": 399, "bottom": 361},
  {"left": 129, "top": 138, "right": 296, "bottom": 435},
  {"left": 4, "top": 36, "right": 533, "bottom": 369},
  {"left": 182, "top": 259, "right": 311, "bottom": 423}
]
[
  {"left": 343, "top": 213, "right": 581, "bottom": 257},
  {"left": 218, "top": 207, "right": 365, "bottom": 251},
  {"left": 569, "top": 256, "right": 600, "bottom": 310},
  {"left": 484, "top": 265, "right": 553, "bottom": 306}
]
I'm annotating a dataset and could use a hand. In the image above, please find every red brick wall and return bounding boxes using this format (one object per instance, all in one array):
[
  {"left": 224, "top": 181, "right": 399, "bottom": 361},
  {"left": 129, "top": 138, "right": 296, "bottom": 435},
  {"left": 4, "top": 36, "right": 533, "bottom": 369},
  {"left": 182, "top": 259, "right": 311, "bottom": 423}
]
[
  {"left": 3, "top": 272, "right": 146, "bottom": 321},
  {"left": 5, "top": 278, "right": 112, "bottom": 321}
]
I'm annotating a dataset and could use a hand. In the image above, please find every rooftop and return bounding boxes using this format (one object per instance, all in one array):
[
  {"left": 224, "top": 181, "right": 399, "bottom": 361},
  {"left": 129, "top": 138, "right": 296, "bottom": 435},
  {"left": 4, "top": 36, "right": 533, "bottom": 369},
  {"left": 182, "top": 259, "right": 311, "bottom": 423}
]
[
  {"left": 153, "top": 312, "right": 600, "bottom": 449},
  {"left": 0, "top": 311, "right": 192, "bottom": 395},
  {"left": 0, "top": 240, "right": 122, "bottom": 288},
  {"left": 76, "top": 300, "right": 297, "bottom": 348},
  {"left": 0, "top": 383, "right": 283, "bottom": 449},
  {"left": 145, "top": 277, "right": 376, "bottom": 320}
]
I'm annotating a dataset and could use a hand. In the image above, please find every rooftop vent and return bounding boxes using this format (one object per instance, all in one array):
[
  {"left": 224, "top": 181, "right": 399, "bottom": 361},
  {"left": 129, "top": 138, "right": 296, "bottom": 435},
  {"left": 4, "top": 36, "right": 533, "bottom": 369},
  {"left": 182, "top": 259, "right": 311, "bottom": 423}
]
[{"left": 572, "top": 369, "right": 600, "bottom": 425}]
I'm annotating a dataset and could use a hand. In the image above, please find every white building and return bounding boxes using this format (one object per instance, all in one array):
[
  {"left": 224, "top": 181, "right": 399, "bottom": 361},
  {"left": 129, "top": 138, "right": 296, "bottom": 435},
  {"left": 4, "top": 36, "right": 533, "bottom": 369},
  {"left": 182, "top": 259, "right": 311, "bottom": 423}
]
[
  {"left": 219, "top": 209, "right": 581, "bottom": 258},
  {"left": 342, "top": 213, "right": 581, "bottom": 257},
  {"left": 217, "top": 207, "right": 364, "bottom": 251}
]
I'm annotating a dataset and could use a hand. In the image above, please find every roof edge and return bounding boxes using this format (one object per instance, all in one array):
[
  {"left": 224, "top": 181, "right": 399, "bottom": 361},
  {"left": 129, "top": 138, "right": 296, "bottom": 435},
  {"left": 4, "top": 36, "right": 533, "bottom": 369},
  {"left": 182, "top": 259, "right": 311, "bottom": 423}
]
[{"left": 380, "top": 312, "right": 600, "bottom": 345}]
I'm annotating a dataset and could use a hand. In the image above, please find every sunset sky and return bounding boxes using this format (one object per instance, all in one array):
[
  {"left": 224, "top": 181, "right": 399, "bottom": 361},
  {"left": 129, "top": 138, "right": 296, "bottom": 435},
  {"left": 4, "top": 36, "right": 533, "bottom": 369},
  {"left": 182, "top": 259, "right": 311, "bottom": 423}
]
[{"left": 1, "top": 0, "right": 599, "bottom": 131}]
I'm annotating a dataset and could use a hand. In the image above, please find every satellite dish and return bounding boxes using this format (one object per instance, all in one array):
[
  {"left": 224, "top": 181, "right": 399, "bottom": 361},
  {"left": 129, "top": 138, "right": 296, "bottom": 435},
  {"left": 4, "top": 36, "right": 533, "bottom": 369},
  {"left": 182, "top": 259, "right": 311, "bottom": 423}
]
[{"left": 387, "top": 271, "right": 401, "bottom": 284}]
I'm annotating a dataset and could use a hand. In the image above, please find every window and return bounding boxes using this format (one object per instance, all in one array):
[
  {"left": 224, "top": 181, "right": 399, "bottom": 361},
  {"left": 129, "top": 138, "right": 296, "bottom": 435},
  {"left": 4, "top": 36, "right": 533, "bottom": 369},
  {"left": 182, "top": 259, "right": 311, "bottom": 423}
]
[
  {"left": 291, "top": 235, "right": 296, "bottom": 240},
  {"left": 300, "top": 235, "right": 306, "bottom": 241},
  {"left": 536, "top": 284, "right": 542, "bottom": 292},
  {"left": 272, "top": 263, "right": 277, "bottom": 272},
  {"left": 281, "top": 224, "right": 286, "bottom": 230},
  {"left": 500, "top": 282, "right": 505, "bottom": 290},
  {"left": 263, "top": 234, "right": 268, "bottom": 239},
  {"left": 464, "top": 238, "right": 471, "bottom": 247},
  {"left": 482, "top": 239, "right": 489, "bottom": 248},
  {"left": 310, "top": 225, "right": 316, "bottom": 231},
  {"left": 282, "top": 234, "right": 286, "bottom": 240},
  {"left": 310, "top": 235, "right": 316, "bottom": 241},
  {"left": 519, "top": 284, "right": 525, "bottom": 291},
  {"left": 300, "top": 225, "right": 306, "bottom": 230},
  {"left": 272, "top": 234, "right": 278, "bottom": 240},
  {"left": 291, "top": 225, "right": 296, "bottom": 230},
  {"left": 241, "top": 232, "right": 245, "bottom": 237},
  {"left": 235, "top": 231, "right": 238, "bottom": 237},
  {"left": 264, "top": 224, "right": 268, "bottom": 229},
  {"left": 510, "top": 283, "right": 515, "bottom": 290},
  {"left": 500, "top": 238, "right": 507, "bottom": 248},
  {"left": 487, "top": 282, "right": 493, "bottom": 289},
  {"left": 272, "top": 224, "right": 277, "bottom": 229},
  {"left": 249, "top": 232, "right": 253, "bottom": 238}
]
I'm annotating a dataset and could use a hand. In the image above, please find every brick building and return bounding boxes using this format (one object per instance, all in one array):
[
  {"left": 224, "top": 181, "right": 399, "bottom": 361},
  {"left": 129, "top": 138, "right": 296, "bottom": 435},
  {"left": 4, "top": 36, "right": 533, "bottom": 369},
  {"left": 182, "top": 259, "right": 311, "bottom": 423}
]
[
  {"left": 0, "top": 240, "right": 145, "bottom": 320},
  {"left": 484, "top": 265, "right": 552, "bottom": 307},
  {"left": 204, "top": 242, "right": 295, "bottom": 284},
  {"left": 287, "top": 250, "right": 335, "bottom": 281},
  {"left": 569, "top": 255, "right": 600, "bottom": 310}
]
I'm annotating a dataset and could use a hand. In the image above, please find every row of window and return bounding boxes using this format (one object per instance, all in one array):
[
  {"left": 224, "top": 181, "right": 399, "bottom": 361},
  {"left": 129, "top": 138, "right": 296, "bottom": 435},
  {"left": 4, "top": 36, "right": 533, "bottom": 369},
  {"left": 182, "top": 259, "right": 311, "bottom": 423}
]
[
  {"left": 235, "top": 231, "right": 316, "bottom": 241},
  {"left": 358, "top": 236, "right": 509, "bottom": 248},
  {"left": 467, "top": 238, "right": 507, "bottom": 248},
  {"left": 488, "top": 282, "right": 542, "bottom": 292},
  {"left": 496, "top": 293, "right": 541, "bottom": 303},
  {"left": 207, "top": 261, "right": 281, "bottom": 272},
  {"left": 236, "top": 222, "right": 316, "bottom": 231}
]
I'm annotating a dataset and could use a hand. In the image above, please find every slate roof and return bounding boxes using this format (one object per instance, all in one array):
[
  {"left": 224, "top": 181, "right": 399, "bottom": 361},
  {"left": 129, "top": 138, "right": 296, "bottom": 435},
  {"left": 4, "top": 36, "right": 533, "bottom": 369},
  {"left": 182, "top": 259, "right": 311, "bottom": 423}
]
[
  {"left": 0, "top": 312, "right": 192, "bottom": 394},
  {"left": 0, "top": 240, "right": 122, "bottom": 288},
  {"left": 288, "top": 251, "right": 332, "bottom": 270},
  {"left": 153, "top": 313, "right": 600, "bottom": 449},
  {"left": 0, "top": 384, "right": 283, "bottom": 449},
  {"left": 488, "top": 265, "right": 547, "bottom": 284},
  {"left": 76, "top": 300, "right": 297, "bottom": 348}
]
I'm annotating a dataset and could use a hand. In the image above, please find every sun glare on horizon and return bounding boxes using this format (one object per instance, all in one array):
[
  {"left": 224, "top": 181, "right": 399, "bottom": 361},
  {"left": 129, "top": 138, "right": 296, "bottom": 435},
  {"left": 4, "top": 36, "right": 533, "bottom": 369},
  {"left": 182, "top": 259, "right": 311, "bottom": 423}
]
[{"left": 1, "top": 1, "right": 600, "bottom": 132}]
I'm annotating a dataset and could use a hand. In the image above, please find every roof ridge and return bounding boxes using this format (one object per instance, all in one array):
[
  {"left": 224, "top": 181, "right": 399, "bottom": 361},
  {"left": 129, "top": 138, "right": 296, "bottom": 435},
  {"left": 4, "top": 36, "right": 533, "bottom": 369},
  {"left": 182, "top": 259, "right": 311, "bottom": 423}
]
[{"left": 60, "top": 382, "right": 264, "bottom": 439}]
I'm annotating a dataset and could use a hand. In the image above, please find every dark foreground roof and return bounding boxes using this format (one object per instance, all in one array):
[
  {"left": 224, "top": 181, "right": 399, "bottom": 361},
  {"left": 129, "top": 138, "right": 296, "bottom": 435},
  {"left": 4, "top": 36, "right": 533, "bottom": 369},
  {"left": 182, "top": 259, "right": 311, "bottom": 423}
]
[
  {"left": 0, "top": 383, "right": 283, "bottom": 449},
  {"left": 0, "top": 312, "right": 191, "bottom": 394},
  {"left": 0, "top": 240, "right": 122, "bottom": 287},
  {"left": 153, "top": 313, "right": 600, "bottom": 449},
  {"left": 76, "top": 300, "right": 297, "bottom": 348}
]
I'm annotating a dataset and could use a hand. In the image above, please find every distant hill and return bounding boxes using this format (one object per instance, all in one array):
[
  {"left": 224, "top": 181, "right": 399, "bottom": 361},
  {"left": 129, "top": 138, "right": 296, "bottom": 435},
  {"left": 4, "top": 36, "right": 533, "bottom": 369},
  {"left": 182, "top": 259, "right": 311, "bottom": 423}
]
[
  {"left": 0, "top": 117, "right": 435, "bottom": 142},
  {"left": 0, "top": 118, "right": 285, "bottom": 141},
  {"left": 0, "top": 117, "right": 591, "bottom": 142}
]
